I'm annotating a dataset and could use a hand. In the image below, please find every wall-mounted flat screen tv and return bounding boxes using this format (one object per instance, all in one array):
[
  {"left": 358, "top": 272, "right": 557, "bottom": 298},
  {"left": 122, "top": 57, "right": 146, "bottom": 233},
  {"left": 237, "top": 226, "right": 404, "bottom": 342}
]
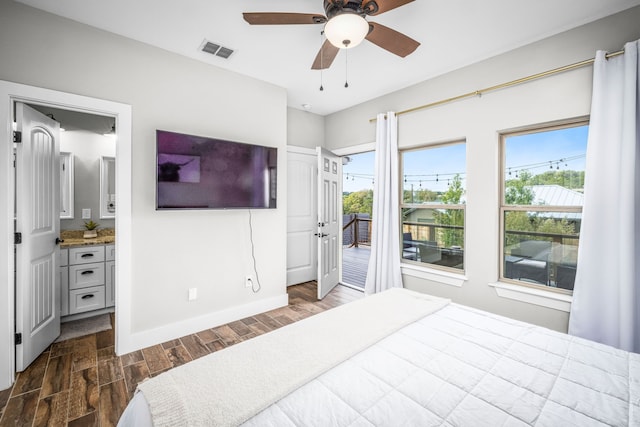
[{"left": 156, "top": 130, "right": 277, "bottom": 209}]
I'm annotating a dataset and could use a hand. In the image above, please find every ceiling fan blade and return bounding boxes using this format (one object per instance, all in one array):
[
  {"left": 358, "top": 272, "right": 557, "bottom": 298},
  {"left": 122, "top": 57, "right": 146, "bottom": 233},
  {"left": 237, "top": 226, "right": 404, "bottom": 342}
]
[
  {"left": 362, "top": 0, "right": 414, "bottom": 16},
  {"left": 311, "top": 39, "right": 340, "bottom": 70},
  {"left": 366, "top": 22, "right": 420, "bottom": 57},
  {"left": 243, "top": 12, "right": 326, "bottom": 25}
]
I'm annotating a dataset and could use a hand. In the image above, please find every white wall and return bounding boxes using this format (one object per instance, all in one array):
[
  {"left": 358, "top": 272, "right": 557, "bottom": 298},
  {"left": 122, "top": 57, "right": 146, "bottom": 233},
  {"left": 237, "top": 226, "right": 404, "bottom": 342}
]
[
  {"left": 325, "top": 6, "right": 640, "bottom": 332},
  {"left": 60, "top": 130, "right": 116, "bottom": 230},
  {"left": 0, "top": 0, "right": 288, "bottom": 376},
  {"left": 287, "top": 107, "right": 325, "bottom": 149}
]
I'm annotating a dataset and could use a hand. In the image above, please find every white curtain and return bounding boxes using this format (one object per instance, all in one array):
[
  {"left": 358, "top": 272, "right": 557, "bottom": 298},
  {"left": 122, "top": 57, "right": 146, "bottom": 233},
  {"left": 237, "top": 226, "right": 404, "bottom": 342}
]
[
  {"left": 568, "top": 40, "right": 640, "bottom": 353},
  {"left": 365, "top": 112, "right": 403, "bottom": 295}
]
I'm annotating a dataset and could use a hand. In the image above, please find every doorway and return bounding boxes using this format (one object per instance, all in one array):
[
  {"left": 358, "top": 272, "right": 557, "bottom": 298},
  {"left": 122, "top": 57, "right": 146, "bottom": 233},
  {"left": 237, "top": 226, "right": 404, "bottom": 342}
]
[
  {"left": 0, "top": 81, "right": 132, "bottom": 389},
  {"left": 341, "top": 150, "right": 375, "bottom": 290}
]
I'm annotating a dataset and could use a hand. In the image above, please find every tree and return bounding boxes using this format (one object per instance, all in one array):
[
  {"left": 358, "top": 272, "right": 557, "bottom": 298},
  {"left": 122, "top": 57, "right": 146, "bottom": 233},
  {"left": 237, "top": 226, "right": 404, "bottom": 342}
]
[
  {"left": 343, "top": 190, "right": 373, "bottom": 215},
  {"left": 528, "top": 170, "right": 585, "bottom": 189},
  {"left": 503, "top": 170, "right": 580, "bottom": 249},
  {"left": 441, "top": 175, "right": 464, "bottom": 204},
  {"left": 433, "top": 174, "right": 464, "bottom": 248},
  {"left": 505, "top": 171, "right": 535, "bottom": 205},
  {"left": 403, "top": 188, "right": 438, "bottom": 203}
]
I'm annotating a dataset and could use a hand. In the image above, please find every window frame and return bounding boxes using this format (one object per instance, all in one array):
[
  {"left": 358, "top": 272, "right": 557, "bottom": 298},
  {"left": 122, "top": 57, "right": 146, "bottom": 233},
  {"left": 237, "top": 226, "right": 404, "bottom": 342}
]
[
  {"left": 499, "top": 117, "right": 588, "bottom": 293},
  {"left": 399, "top": 140, "right": 466, "bottom": 274}
]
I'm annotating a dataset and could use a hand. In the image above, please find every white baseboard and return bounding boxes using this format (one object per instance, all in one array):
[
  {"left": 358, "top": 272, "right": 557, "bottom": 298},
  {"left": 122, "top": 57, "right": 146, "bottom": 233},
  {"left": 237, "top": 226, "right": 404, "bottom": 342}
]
[{"left": 116, "top": 293, "right": 288, "bottom": 355}]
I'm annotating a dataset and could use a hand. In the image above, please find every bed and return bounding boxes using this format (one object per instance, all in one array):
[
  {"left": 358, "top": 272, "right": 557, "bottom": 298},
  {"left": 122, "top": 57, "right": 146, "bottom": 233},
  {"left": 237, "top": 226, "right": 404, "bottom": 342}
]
[{"left": 118, "top": 288, "right": 640, "bottom": 426}]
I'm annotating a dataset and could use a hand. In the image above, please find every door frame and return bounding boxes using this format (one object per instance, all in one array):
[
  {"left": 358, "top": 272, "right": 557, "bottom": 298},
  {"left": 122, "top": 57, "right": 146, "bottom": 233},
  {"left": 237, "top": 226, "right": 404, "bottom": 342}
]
[
  {"left": 0, "top": 81, "right": 132, "bottom": 389},
  {"left": 331, "top": 142, "right": 375, "bottom": 287}
]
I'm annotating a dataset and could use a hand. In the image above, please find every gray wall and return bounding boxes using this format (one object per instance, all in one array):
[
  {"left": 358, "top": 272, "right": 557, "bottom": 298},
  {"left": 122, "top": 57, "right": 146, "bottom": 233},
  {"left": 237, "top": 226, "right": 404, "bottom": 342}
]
[
  {"left": 324, "top": 6, "right": 640, "bottom": 332},
  {"left": 0, "top": 0, "right": 288, "bottom": 339},
  {"left": 60, "top": 130, "right": 116, "bottom": 230}
]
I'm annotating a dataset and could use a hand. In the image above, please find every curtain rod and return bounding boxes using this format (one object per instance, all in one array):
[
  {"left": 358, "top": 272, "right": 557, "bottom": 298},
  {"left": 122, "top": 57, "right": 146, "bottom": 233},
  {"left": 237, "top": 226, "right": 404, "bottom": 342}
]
[{"left": 370, "top": 49, "right": 625, "bottom": 123}]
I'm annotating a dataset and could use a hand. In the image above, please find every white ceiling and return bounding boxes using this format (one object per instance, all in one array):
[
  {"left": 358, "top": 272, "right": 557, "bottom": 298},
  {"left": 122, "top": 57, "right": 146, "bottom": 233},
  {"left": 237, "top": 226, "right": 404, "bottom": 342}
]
[{"left": 16, "top": 0, "right": 640, "bottom": 116}]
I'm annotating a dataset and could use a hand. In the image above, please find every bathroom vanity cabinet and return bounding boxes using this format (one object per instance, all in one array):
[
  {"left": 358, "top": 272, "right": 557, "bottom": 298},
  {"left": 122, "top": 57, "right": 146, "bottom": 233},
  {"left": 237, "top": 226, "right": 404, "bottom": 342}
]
[{"left": 59, "top": 243, "right": 115, "bottom": 317}]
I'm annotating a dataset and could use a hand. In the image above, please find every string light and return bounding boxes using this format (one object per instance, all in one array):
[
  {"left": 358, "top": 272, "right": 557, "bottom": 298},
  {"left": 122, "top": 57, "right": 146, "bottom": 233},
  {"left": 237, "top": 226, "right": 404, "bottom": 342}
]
[{"left": 343, "top": 154, "right": 584, "bottom": 188}]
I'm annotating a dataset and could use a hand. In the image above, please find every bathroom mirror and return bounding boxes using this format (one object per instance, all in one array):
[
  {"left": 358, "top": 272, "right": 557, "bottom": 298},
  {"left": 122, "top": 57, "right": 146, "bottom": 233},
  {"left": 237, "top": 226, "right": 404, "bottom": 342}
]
[
  {"left": 99, "top": 156, "right": 116, "bottom": 219},
  {"left": 60, "top": 152, "right": 75, "bottom": 219}
]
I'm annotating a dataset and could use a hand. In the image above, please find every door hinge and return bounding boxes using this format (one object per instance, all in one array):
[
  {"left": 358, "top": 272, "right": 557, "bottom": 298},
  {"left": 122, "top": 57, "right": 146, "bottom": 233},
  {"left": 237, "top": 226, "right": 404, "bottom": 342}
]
[
  {"left": 13, "top": 131, "right": 21, "bottom": 143},
  {"left": 15, "top": 333, "right": 22, "bottom": 345},
  {"left": 14, "top": 232, "right": 22, "bottom": 244}
]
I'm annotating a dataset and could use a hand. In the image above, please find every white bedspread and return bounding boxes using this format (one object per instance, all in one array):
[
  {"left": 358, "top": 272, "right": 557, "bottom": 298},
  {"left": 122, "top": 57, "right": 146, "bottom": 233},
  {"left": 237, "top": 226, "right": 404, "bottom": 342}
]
[
  {"left": 135, "top": 288, "right": 449, "bottom": 427},
  {"left": 122, "top": 291, "right": 640, "bottom": 426},
  {"left": 244, "top": 303, "right": 640, "bottom": 427}
]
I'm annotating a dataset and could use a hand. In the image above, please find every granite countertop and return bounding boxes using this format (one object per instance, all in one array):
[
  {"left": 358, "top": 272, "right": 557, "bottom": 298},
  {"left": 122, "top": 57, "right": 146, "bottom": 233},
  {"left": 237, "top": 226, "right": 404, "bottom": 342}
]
[{"left": 60, "top": 228, "right": 115, "bottom": 248}]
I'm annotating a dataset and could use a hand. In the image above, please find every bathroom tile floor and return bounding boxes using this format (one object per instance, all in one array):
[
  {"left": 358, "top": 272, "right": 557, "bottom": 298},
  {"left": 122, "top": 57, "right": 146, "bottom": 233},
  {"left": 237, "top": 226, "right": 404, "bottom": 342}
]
[{"left": 0, "top": 282, "right": 363, "bottom": 426}]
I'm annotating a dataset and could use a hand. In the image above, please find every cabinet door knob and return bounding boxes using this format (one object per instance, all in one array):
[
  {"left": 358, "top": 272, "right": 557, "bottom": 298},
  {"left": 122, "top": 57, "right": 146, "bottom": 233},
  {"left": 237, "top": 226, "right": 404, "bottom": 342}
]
[
  {"left": 81, "top": 294, "right": 94, "bottom": 299},
  {"left": 80, "top": 254, "right": 94, "bottom": 258},
  {"left": 80, "top": 270, "right": 94, "bottom": 275}
]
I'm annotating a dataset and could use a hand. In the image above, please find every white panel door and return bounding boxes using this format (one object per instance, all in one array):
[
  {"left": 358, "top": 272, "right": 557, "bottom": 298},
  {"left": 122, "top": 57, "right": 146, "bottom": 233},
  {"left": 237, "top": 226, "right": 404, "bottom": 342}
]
[
  {"left": 286, "top": 150, "right": 317, "bottom": 286},
  {"left": 317, "top": 148, "right": 341, "bottom": 299},
  {"left": 15, "top": 103, "right": 61, "bottom": 371}
]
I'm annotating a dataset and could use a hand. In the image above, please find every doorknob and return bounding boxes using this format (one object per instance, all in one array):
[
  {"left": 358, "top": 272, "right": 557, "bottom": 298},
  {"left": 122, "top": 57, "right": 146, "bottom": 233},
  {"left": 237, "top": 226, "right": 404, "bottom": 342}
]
[
  {"left": 314, "top": 233, "right": 329, "bottom": 238},
  {"left": 55, "top": 237, "right": 64, "bottom": 245}
]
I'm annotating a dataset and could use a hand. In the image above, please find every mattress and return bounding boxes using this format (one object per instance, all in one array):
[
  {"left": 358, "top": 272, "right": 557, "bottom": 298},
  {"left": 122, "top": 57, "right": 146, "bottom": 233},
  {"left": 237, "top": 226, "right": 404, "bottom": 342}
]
[{"left": 118, "top": 292, "right": 640, "bottom": 426}]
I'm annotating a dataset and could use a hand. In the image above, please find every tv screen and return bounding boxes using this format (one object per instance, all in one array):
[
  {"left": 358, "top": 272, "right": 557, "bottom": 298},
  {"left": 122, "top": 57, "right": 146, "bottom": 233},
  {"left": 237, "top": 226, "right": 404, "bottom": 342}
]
[{"left": 156, "top": 130, "right": 277, "bottom": 209}]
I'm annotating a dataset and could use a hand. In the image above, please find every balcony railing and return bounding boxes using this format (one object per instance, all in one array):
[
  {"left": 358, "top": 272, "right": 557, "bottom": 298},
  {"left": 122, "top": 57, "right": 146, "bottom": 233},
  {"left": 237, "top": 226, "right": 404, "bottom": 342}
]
[
  {"left": 344, "top": 214, "right": 578, "bottom": 290},
  {"left": 503, "top": 229, "right": 579, "bottom": 290},
  {"left": 402, "top": 221, "right": 464, "bottom": 270},
  {"left": 343, "top": 214, "right": 372, "bottom": 248}
]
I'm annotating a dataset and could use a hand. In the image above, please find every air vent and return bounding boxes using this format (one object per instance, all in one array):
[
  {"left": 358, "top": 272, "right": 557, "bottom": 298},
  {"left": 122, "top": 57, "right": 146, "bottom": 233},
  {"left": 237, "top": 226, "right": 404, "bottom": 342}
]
[
  {"left": 202, "top": 42, "right": 220, "bottom": 55},
  {"left": 216, "top": 47, "right": 234, "bottom": 59},
  {"left": 201, "top": 40, "right": 234, "bottom": 59}
]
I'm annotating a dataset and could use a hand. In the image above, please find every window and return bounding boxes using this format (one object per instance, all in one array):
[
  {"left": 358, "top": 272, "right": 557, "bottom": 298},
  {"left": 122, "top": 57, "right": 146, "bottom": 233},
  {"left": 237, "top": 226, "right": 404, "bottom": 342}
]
[
  {"left": 400, "top": 142, "right": 466, "bottom": 271},
  {"left": 500, "top": 120, "right": 588, "bottom": 292}
]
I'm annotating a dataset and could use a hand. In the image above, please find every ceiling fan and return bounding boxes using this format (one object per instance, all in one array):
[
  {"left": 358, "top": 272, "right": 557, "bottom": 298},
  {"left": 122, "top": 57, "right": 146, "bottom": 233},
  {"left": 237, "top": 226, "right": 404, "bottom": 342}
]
[{"left": 243, "top": 0, "right": 420, "bottom": 70}]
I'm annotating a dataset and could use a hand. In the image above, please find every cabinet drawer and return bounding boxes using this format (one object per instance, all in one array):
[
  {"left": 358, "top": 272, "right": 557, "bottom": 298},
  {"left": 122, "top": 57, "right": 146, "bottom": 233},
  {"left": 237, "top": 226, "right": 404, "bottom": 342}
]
[
  {"left": 69, "top": 246, "right": 105, "bottom": 265},
  {"left": 105, "top": 244, "right": 115, "bottom": 262},
  {"left": 69, "top": 286, "right": 105, "bottom": 314},
  {"left": 60, "top": 248, "right": 69, "bottom": 267},
  {"left": 69, "top": 262, "right": 105, "bottom": 290}
]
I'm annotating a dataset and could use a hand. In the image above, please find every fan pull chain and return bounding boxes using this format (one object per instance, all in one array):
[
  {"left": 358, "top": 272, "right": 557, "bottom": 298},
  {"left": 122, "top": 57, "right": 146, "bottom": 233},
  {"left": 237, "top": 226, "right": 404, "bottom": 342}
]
[
  {"left": 319, "top": 31, "right": 324, "bottom": 91},
  {"left": 344, "top": 48, "right": 349, "bottom": 88}
]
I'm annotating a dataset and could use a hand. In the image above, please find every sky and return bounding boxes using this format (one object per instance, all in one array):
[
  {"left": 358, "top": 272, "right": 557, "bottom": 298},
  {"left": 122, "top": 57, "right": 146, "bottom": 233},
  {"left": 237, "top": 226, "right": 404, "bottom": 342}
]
[
  {"left": 343, "top": 143, "right": 467, "bottom": 193},
  {"left": 504, "top": 125, "right": 588, "bottom": 178},
  {"left": 342, "top": 125, "right": 588, "bottom": 193}
]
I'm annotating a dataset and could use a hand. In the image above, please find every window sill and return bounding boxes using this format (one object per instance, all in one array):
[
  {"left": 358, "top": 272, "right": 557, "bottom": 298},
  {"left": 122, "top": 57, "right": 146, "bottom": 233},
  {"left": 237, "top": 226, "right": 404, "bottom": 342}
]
[
  {"left": 401, "top": 263, "right": 467, "bottom": 287},
  {"left": 489, "top": 281, "right": 572, "bottom": 312}
]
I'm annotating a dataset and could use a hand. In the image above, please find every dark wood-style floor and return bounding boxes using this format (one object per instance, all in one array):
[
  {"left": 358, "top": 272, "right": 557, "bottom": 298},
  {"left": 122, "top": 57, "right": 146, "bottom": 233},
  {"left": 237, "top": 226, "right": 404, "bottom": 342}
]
[{"left": 0, "top": 282, "right": 363, "bottom": 427}]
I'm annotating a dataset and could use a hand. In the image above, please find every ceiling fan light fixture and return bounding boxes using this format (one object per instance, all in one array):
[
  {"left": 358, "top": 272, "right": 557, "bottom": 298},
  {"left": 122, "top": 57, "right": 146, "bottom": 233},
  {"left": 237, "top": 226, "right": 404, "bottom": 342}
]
[{"left": 324, "top": 13, "right": 368, "bottom": 49}]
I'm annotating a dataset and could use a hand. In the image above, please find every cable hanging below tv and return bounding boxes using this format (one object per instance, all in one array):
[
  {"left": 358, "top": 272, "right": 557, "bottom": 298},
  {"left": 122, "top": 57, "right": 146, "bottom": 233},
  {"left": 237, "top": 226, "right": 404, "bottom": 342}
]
[{"left": 156, "top": 130, "right": 277, "bottom": 210}]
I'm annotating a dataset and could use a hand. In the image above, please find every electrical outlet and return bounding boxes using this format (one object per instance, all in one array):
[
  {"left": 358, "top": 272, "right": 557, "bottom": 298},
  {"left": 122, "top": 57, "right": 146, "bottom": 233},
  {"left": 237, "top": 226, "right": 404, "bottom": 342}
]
[
  {"left": 188, "top": 288, "right": 197, "bottom": 301},
  {"left": 245, "top": 276, "right": 253, "bottom": 288},
  {"left": 82, "top": 209, "right": 91, "bottom": 219}
]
